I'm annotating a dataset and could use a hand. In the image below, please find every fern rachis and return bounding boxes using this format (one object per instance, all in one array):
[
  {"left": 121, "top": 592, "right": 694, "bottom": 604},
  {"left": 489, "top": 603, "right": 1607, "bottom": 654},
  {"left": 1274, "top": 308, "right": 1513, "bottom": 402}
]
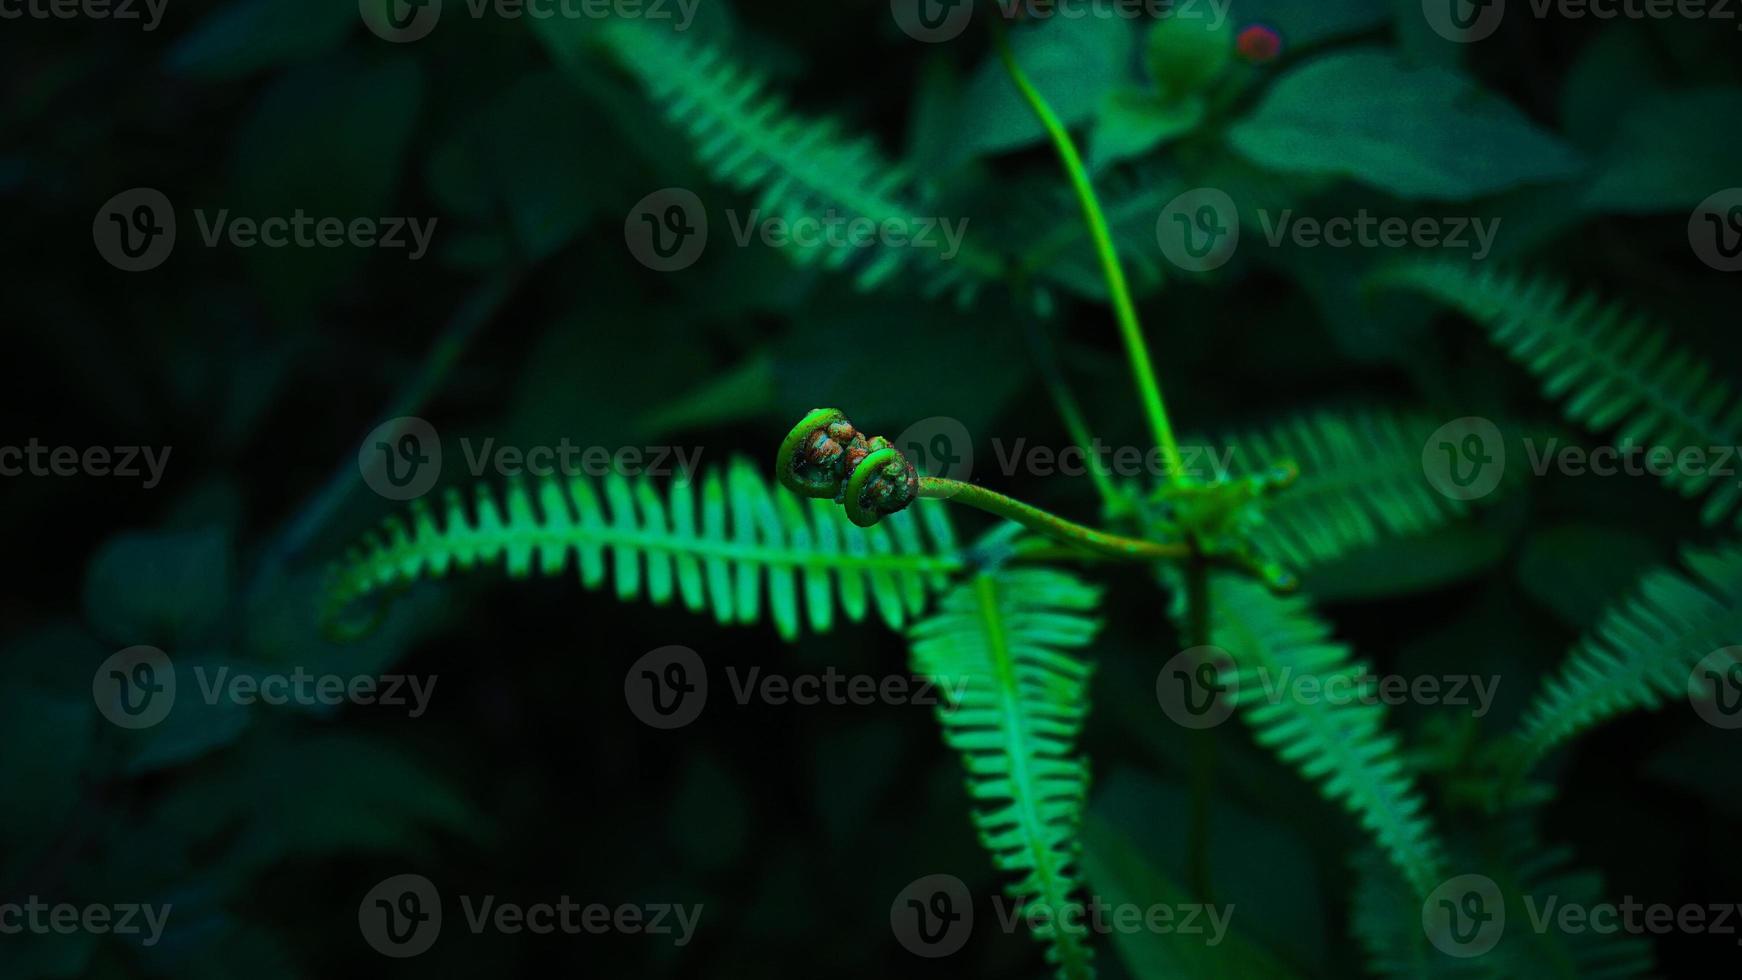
[
  {"left": 325, "top": 457, "right": 960, "bottom": 640},
  {"left": 910, "top": 567, "right": 1101, "bottom": 980}
]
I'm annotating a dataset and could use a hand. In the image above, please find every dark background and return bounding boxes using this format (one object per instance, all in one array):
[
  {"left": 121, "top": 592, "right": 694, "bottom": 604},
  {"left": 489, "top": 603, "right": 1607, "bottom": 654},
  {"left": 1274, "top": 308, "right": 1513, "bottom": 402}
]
[{"left": 2, "top": 0, "right": 1739, "bottom": 976}]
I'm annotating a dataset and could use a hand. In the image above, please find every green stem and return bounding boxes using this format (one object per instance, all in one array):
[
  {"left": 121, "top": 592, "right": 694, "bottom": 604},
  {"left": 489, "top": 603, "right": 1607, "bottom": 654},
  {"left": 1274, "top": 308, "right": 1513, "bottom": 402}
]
[
  {"left": 920, "top": 477, "right": 1186, "bottom": 561},
  {"left": 992, "top": 17, "right": 1186, "bottom": 484}
]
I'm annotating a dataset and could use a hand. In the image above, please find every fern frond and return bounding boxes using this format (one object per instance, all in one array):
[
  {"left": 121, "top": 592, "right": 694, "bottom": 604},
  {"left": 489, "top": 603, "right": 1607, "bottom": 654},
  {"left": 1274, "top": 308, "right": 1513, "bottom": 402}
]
[
  {"left": 1210, "top": 407, "right": 1476, "bottom": 570},
  {"left": 589, "top": 19, "right": 1002, "bottom": 298},
  {"left": 1514, "top": 541, "right": 1742, "bottom": 764},
  {"left": 324, "top": 458, "right": 961, "bottom": 641},
  {"left": 1353, "top": 816, "right": 1654, "bottom": 979},
  {"left": 1374, "top": 259, "right": 1742, "bottom": 525},
  {"left": 909, "top": 568, "right": 1101, "bottom": 980},
  {"left": 1208, "top": 575, "right": 1446, "bottom": 897}
]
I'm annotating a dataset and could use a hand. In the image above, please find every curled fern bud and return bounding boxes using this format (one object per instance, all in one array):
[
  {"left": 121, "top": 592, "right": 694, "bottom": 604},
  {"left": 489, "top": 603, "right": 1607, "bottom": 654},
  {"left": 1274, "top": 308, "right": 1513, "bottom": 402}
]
[
  {"left": 778, "top": 408, "right": 858, "bottom": 498},
  {"left": 778, "top": 409, "right": 920, "bottom": 526},
  {"left": 843, "top": 443, "right": 920, "bottom": 528}
]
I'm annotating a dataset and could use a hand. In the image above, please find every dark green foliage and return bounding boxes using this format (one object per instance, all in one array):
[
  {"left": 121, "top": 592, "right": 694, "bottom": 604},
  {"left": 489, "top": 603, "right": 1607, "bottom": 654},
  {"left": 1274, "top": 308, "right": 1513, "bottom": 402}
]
[{"left": 8, "top": 3, "right": 1738, "bottom": 978}]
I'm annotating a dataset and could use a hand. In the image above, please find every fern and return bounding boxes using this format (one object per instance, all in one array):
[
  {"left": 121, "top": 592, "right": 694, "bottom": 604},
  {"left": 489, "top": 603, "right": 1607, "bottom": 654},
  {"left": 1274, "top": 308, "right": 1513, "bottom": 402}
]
[
  {"left": 1353, "top": 817, "right": 1654, "bottom": 979},
  {"left": 1210, "top": 407, "right": 1477, "bottom": 570},
  {"left": 1207, "top": 575, "right": 1447, "bottom": 897},
  {"left": 325, "top": 457, "right": 961, "bottom": 641},
  {"left": 909, "top": 567, "right": 1101, "bottom": 980},
  {"left": 1374, "top": 259, "right": 1742, "bottom": 525},
  {"left": 1513, "top": 541, "right": 1742, "bottom": 765},
  {"left": 588, "top": 18, "right": 1002, "bottom": 297}
]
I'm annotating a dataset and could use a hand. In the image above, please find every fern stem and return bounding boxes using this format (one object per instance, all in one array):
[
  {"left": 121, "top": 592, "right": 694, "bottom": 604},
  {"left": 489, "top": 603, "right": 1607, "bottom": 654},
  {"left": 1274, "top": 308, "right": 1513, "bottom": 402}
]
[
  {"left": 992, "top": 17, "right": 1186, "bottom": 483},
  {"left": 920, "top": 477, "right": 1185, "bottom": 560}
]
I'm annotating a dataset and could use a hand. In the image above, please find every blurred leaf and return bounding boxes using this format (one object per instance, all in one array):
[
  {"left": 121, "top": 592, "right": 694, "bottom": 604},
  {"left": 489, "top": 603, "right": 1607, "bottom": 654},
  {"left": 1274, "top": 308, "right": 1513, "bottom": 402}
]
[
  {"left": 229, "top": 56, "right": 423, "bottom": 321},
  {"left": 166, "top": 0, "right": 355, "bottom": 80},
  {"left": 153, "top": 731, "right": 483, "bottom": 870},
  {"left": 1229, "top": 50, "right": 1582, "bottom": 199},
  {"left": 1089, "top": 89, "right": 1204, "bottom": 171},
  {"left": 1559, "top": 25, "right": 1663, "bottom": 150},
  {"left": 1086, "top": 770, "right": 1315, "bottom": 977},
  {"left": 947, "top": 16, "right": 1136, "bottom": 161},
  {"left": 1145, "top": 8, "right": 1232, "bottom": 97},
  {"left": 428, "top": 69, "right": 628, "bottom": 263},
  {"left": 1229, "top": 0, "right": 1388, "bottom": 49},
  {"left": 1582, "top": 87, "right": 1742, "bottom": 213},
  {"left": 83, "top": 527, "right": 231, "bottom": 646},
  {"left": 121, "top": 654, "right": 254, "bottom": 775},
  {"left": 1516, "top": 524, "right": 1661, "bottom": 626}
]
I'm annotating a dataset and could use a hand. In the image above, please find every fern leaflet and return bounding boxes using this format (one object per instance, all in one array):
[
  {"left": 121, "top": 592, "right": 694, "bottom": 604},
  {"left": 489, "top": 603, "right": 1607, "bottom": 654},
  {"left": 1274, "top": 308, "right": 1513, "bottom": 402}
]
[
  {"left": 1514, "top": 541, "right": 1742, "bottom": 765},
  {"left": 909, "top": 567, "right": 1100, "bottom": 980},
  {"left": 325, "top": 457, "right": 961, "bottom": 641},
  {"left": 1210, "top": 407, "right": 1477, "bottom": 570},
  {"left": 1353, "top": 816, "right": 1654, "bottom": 978},
  {"left": 1207, "top": 575, "right": 1447, "bottom": 897},
  {"left": 1374, "top": 259, "right": 1742, "bottom": 525},
  {"left": 588, "top": 19, "right": 1002, "bottom": 297}
]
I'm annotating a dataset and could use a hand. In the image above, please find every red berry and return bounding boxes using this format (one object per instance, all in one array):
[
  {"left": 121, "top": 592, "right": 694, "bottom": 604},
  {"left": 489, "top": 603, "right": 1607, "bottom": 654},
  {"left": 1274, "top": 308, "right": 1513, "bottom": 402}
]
[{"left": 1236, "top": 24, "right": 1282, "bottom": 64}]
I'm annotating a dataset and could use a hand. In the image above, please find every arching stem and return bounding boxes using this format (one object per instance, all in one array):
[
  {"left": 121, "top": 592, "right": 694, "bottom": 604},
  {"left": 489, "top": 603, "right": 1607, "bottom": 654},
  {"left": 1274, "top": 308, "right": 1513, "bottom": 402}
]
[
  {"left": 991, "top": 16, "right": 1187, "bottom": 485},
  {"left": 920, "top": 477, "right": 1185, "bottom": 561}
]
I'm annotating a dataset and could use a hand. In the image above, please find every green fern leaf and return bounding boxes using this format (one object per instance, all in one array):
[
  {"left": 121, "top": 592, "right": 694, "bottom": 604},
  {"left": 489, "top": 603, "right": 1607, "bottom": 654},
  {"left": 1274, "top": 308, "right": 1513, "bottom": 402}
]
[
  {"left": 324, "top": 458, "right": 961, "bottom": 641},
  {"left": 589, "top": 19, "right": 1001, "bottom": 297},
  {"left": 1514, "top": 541, "right": 1742, "bottom": 764},
  {"left": 909, "top": 568, "right": 1100, "bottom": 980},
  {"left": 1353, "top": 816, "right": 1654, "bottom": 978},
  {"left": 1207, "top": 575, "right": 1446, "bottom": 897},
  {"left": 1374, "top": 259, "right": 1742, "bottom": 525},
  {"left": 1210, "top": 407, "right": 1477, "bottom": 570}
]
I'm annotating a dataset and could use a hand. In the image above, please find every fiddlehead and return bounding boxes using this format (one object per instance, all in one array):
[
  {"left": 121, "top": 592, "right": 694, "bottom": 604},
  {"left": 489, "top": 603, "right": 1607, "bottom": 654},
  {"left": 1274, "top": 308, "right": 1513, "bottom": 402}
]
[{"left": 777, "top": 408, "right": 920, "bottom": 528}]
